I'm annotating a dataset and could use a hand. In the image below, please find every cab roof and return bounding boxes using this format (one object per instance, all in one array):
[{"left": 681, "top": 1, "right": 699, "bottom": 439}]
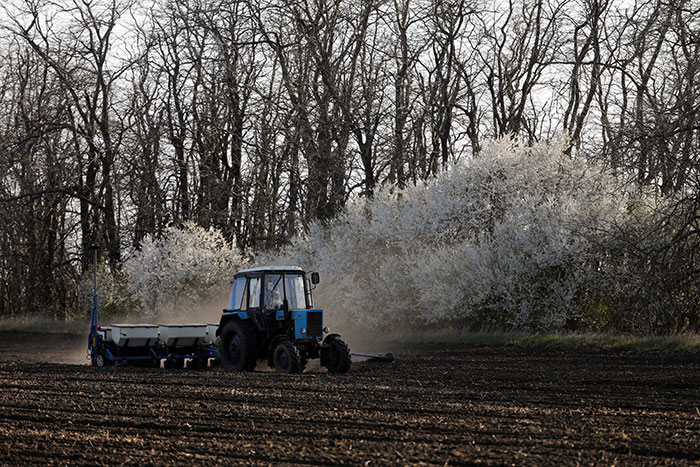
[{"left": 235, "top": 266, "right": 303, "bottom": 275}]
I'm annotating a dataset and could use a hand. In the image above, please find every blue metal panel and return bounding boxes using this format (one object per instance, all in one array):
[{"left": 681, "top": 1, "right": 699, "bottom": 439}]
[
  {"left": 276, "top": 310, "right": 285, "bottom": 321},
  {"left": 294, "top": 312, "right": 307, "bottom": 339},
  {"left": 291, "top": 311, "right": 304, "bottom": 320},
  {"left": 222, "top": 311, "right": 249, "bottom": 320},
  {"left": 199, "top": 345, "right": 220, "bottom": 359},
  {"left": 104, "top": 347, "right": 117, "bottom": 361},
  {"left": 291, "top": 309, "right": 324, "bottom": 339}
]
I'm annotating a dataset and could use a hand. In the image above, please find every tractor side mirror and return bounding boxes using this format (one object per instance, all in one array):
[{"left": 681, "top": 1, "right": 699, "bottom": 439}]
[{"left": 311, "top": 272, "right": 320, "bottom": 285}]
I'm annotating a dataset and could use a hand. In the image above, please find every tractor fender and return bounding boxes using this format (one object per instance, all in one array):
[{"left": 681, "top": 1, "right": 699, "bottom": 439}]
[
  {"left": 218, "top": 311, "right": 246, "bottom": 337},
  {"left": 322, "top": 334, "right": 342, "bottom": 345}
]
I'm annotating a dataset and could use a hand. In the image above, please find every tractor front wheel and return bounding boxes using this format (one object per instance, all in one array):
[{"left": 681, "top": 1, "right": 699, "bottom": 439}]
[
  {"left": 220, "top": 321, "right": 258, "bottom": 371},
  {"left": 273, "top": 341, "right": 303, "bottom": 374},
  {"left": 321, "top": 335, "right": 351, "bottom": 373}
]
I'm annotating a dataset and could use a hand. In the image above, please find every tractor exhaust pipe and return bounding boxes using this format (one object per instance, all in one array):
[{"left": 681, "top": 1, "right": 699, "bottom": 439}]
[{"left": 351, "top": 352, "right": 396, "bottom": 363}]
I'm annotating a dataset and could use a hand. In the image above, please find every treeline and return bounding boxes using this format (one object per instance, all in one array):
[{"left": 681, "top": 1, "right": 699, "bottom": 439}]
[{"left": 0, "top": 0, "right": 699, "bottom": 322}]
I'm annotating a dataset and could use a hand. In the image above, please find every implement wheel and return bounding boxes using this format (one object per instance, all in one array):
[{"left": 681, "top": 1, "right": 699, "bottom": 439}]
[
  {"left": 322, "top": 335, "right": 351, "bottom": 373},
  {"left": 164, "top": 357, "right": 184, "bottom": 369},
  {"left": 188, "top": 358, "right": 207, "bottom": 370},
  {"left": 273, "top": 341, "right": 303, "bottom": 374},
  {"left": 220, "top": 321, "right": 258, "bottom": 372},
  {"left": 91, "top": 354, "right": 105, "bottom": 368}
]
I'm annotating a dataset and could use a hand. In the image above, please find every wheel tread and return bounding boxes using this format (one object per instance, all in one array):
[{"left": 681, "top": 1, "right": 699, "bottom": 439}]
[
  {"left": 274, "top": 341, "right": 303, "bottom": 374},
  {"left": 220, "top": 320, "right": 258, "bottom": 371},
  {"left": 323, "top": 335, "right": 351, "bottom": 373}
]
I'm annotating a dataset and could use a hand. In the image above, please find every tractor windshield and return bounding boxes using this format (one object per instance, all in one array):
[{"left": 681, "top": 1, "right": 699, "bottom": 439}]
[
  {"left": 263, "top": 272, "right": 307, "bottom": 310},
  {"left": 264, "top": 274, "right": 284, "bottom": 310},
  {"left": 286, "top": 273, "right": 306, "bottom": 310}
]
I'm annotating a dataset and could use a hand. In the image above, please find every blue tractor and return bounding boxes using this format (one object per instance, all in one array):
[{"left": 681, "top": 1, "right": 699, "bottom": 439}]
[{"left": 216, "top": 266, "right": 351, "bottom": 374}]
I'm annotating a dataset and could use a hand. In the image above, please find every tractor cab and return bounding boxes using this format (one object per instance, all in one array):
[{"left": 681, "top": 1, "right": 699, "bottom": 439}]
[
  {"left": 217, "top": 266, "right": 350, "bottom": 374},
  {"left": 226, "top": 266, "right": 316, "bottom": 312}
]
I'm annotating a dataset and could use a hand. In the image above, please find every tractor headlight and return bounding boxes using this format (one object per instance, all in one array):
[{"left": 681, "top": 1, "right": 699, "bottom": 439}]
[
  {"left": 323, "top": 326, "right": 329, "bottom": 334},
  {"left": 300, "top": 328, "right": 307, "bottom": 335}
]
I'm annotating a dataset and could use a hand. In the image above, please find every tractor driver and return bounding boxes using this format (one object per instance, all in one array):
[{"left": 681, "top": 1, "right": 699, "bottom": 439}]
[{"left": 264, "top": 278, "right": 283, "bottom": 310}]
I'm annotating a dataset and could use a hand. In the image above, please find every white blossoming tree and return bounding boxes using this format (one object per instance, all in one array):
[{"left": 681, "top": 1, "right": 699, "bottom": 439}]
[
  {"left": 262, "top": 137, "right": 637, "bottom": 331},
  {"left": 124, "top": 222, "right": 244, "bottom": 318}
]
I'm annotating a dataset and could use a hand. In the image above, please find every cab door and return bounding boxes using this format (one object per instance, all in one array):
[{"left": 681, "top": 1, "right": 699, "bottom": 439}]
[{"left": 246, "top": 275, "right": 266, "bottom": 331}]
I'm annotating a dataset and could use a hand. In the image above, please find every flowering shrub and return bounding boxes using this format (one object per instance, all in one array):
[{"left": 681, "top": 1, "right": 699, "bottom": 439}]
[
  {"left": 124, "top": 222, "right": 244, "bottom": 317},
  {"left": 263, "top": 137, "right": 636, "bottom": 331}
]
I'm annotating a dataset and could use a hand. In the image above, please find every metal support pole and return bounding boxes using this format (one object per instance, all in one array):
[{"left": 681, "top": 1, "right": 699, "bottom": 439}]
[{"left": 89, "top": 247, "right": 99, "bottom": 355}]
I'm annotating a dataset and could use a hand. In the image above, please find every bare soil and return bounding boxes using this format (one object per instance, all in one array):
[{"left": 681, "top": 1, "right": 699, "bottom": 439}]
[{"left": 1, "top": 331, "right": 699, "bottom": 465}]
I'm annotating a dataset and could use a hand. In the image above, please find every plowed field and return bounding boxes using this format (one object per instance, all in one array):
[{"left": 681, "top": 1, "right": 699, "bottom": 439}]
[{"left": 1, "top": 331, "right": 699, "bottom": 465}]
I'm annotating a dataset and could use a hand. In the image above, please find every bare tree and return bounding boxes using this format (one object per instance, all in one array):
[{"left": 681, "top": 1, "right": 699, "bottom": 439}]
[
  {"left": 387, "top": 0, "right": 425, "bottom": 188},
  {"left": 561, "top": 0, "right": 610, "bottom": 153},
  {"left": 123, "top": 42, "right": 169, "bottom": 247},
  {"left": 253, "top": 0, "right": 372, "bottom": 222},
  {"left": 7, "top": 0, "right": 136, "bottom": 270},
  {"left": 609, "top": 0, "right": 700, "bottom": 193},
  {"left": 479, "top": 0, "right": 567, "bottom": 142},
  {"left": 0, "top": 40, "right": 80, "bottom": 317}
]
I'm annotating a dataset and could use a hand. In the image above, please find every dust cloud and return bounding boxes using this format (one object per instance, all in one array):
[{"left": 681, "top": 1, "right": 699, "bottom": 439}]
[
  {"left": 152, "top": 293, "right": 229, "bottom": 326},
  {"left": 312, "top": 288, "right": 399, "bottom": 356}
]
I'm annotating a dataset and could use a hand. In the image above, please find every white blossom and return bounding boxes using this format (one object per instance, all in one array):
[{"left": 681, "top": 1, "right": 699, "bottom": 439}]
[{"left": 124, "top": 222, "right": 244, "bottom": 317}]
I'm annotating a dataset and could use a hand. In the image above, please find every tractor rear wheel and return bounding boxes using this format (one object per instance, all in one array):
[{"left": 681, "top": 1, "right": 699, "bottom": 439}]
[
  {"left": 220, "top": 321, "right": 258, "bottom": 371},
  {"left": 322, "top": 335, "right": 351, "bottom": 373},
  {"left": 273, "top": 341, "right": 303, "bottom": 374}
]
